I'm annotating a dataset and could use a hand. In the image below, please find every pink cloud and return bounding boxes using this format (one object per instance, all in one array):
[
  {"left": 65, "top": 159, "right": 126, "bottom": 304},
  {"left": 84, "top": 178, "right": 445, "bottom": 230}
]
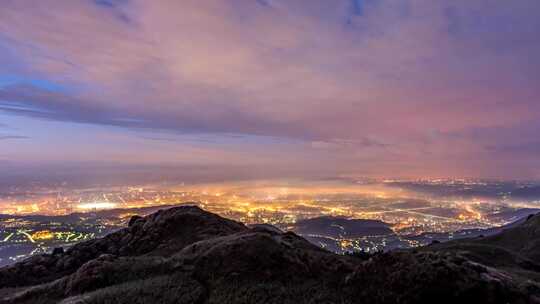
[{"left": 0, "top": 0, "right": 539, "bottom": 178}]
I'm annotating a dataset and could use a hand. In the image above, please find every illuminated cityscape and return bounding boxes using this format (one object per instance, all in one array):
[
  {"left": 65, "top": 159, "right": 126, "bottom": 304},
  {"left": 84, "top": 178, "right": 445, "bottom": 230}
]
[{"left": 2, "top": 178, "right": 539, "bottom": 265}]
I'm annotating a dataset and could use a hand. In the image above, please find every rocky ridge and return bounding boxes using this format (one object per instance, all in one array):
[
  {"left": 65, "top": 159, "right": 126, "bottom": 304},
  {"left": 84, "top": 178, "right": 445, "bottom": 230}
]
[{"left": 0, "top": 205, "right": 539, "bottom": 304}]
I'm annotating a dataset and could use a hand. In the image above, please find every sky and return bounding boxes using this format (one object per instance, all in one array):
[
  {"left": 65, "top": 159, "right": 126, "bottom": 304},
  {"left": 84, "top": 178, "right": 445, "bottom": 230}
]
[{"left": 0, "top": 0, "right": 539, "bottom": 182}]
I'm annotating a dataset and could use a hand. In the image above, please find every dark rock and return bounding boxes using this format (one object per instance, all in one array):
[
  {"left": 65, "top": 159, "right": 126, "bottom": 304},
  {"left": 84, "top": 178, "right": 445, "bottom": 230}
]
[
  {"left": 52, "top": 247, "right": 64, "bottom": 255},
  {"left": 128, "top": 215, "right": 143, "bottom": 227},
  {"left": 0, "top": 205, "right": 246, "bottom": 288},
  {"left": 1, "top": 206, "right": 540, "bottom": 304}
]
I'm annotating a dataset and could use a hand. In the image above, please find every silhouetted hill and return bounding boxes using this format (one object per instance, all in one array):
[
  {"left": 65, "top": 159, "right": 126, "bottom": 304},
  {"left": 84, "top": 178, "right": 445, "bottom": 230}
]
[
  {"left": 425, "top": 212, "right": 540, "bottom": 283},
  {"left": 0, "top": 205, "right": 246, "bottom": 287},
  {"left": 481, "top": 213, "right": 540, "bottom": 260},
  {"left": 293, "top": 216, "right": 394, "bottom": 238},
  {"left": 405, "top": 215, "right": 530, "bottom": 245},
  {"left": 1, "top": 206, "right": 539, "bottom": 303}
]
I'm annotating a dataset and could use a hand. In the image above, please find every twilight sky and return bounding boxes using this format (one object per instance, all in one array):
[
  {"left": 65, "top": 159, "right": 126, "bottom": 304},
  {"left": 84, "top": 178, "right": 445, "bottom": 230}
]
[{"left": 0, "top": 0, "right": 539, "bottom": 181}]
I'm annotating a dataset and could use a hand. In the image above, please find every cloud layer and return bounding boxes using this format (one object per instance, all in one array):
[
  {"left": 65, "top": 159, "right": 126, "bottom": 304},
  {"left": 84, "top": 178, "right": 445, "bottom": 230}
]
[{"left": 0, "top": 0, "right": 539, "bottom": 179}]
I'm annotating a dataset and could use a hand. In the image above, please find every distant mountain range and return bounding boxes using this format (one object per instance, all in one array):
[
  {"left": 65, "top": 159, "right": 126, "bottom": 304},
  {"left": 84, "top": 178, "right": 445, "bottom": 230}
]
[{"left": 1, "top": 205, "right": 539, "bottom": 303}]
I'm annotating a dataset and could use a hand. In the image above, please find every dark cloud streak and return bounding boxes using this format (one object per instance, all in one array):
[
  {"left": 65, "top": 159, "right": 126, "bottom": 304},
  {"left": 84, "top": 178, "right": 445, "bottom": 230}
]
[{"left": 0, "top": 135, "right": 29, "bottom": 140}]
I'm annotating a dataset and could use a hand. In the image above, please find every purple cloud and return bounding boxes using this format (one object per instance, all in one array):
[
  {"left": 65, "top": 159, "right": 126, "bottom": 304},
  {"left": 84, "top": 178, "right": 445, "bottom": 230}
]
[{"left": 0, "top": 0, "right": 539, "bottom": 179}]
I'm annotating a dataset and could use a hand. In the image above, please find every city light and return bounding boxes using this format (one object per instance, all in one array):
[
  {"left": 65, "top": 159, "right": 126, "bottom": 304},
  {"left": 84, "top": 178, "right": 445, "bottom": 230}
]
[
  {"left": 77, "top": 202, "right": 118, "bottom": 210},
  {"left": 1, "top": 179, "right": 540, "bottom": 265}
]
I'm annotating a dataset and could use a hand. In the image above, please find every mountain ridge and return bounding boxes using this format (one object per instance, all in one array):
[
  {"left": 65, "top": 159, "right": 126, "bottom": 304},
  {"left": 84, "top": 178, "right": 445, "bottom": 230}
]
[{"left": 1, "top": 205, "right": 539, "bottom": 303}]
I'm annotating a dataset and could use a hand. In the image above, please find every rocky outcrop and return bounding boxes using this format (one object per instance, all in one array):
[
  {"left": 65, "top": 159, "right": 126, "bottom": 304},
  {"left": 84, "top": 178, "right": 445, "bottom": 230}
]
[
  {"left": 344, "top": 251, "right": 536, "bottom": 304},
  {"left": 424, "top": 212, "right": 540, "bottom": 275},
  {"left": 0, "top": 205, "right": 246, "bottom": 287},
  {"left": 1, "top": 206, "right": 540, "bottom": 304}
]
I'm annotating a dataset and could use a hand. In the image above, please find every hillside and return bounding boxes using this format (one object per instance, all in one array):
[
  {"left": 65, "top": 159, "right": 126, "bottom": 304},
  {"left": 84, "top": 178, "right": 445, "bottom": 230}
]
[
  {"left": 424, "top": 213, "right": 540, "bottom": 282},
  {"left": 292, "top": 216, "right": 394, "bottom": 238},
  {"left": 1, "top": 206, "right": 539, "bottom": 304}
]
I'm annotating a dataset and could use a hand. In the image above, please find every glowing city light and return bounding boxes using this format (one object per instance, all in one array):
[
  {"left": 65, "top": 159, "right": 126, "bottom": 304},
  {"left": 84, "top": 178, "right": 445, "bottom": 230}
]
[
  {"left": 77, "top": 202, "right": 118, "bottom": 210},
  {"left": 31, "top": 230, "right": 54, "bottom": 240}
]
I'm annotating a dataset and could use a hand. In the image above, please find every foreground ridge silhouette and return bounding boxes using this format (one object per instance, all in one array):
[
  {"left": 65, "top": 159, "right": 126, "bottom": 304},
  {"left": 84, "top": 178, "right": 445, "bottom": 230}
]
[{"left": 1, "top": 205, "right": 539, "bottom": 304}]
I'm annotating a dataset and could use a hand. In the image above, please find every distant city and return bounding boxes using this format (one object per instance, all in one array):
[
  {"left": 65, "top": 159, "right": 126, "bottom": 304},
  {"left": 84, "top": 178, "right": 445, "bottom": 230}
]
[{"left": 1, "top": 178, "right": 540, "bottom": 266}]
